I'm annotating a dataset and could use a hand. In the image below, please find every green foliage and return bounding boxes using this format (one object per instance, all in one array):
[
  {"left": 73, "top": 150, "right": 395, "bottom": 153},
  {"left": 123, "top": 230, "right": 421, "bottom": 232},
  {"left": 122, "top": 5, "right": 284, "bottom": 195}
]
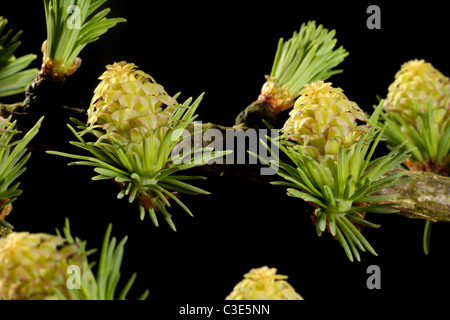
[
  {"left": 43, "top": 0, "right": 125, "bottom": 77},
  {"left": 53, "top": 218, "right": 149, "bottom": 300},
  {"left": 254, "top": 102, "right": 411, "bottom": 261},
  {"left": 381, "top": 59, "right": 450, "bottom": 164},
  {"left": 270, "top": 20, "right": 348, "bottom": 97},
  {"left": 382, "top": 101, "right": 450, "bottom": 163},
  {"left": 48, "top": 95, "right": 230, "bottom": 231},
  {"left": 0, "top": 17, "right": 37, "bottom": 98},
  {"left": 0, "top": 116, "right": 43, "bottom": 233}
]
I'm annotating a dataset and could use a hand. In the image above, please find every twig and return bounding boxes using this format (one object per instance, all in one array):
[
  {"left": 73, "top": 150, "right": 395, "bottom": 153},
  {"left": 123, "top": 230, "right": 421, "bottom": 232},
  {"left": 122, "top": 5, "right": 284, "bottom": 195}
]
[{"left": 372, "top": 167, "right": 450, "bottom": 222}]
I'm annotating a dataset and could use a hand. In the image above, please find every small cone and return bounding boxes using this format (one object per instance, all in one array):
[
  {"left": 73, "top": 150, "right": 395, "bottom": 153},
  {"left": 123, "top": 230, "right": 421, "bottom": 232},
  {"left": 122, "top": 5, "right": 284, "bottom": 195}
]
[{"left": 226, "top": 266, "right": 303, "bottom": 300}]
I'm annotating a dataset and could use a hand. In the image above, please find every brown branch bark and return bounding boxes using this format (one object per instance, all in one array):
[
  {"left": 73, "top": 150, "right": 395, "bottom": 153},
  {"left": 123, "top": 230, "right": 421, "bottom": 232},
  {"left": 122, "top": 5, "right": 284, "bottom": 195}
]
[{"left": 372, "top": 167, "right": 450, "bottom": 222}]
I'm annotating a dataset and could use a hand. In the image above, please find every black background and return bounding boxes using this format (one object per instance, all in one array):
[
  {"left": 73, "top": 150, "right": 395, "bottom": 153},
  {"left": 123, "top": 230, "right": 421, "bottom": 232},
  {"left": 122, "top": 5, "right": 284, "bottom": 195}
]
[{"left": 1, "top": 0, "right": 449, "bottom": 309}]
